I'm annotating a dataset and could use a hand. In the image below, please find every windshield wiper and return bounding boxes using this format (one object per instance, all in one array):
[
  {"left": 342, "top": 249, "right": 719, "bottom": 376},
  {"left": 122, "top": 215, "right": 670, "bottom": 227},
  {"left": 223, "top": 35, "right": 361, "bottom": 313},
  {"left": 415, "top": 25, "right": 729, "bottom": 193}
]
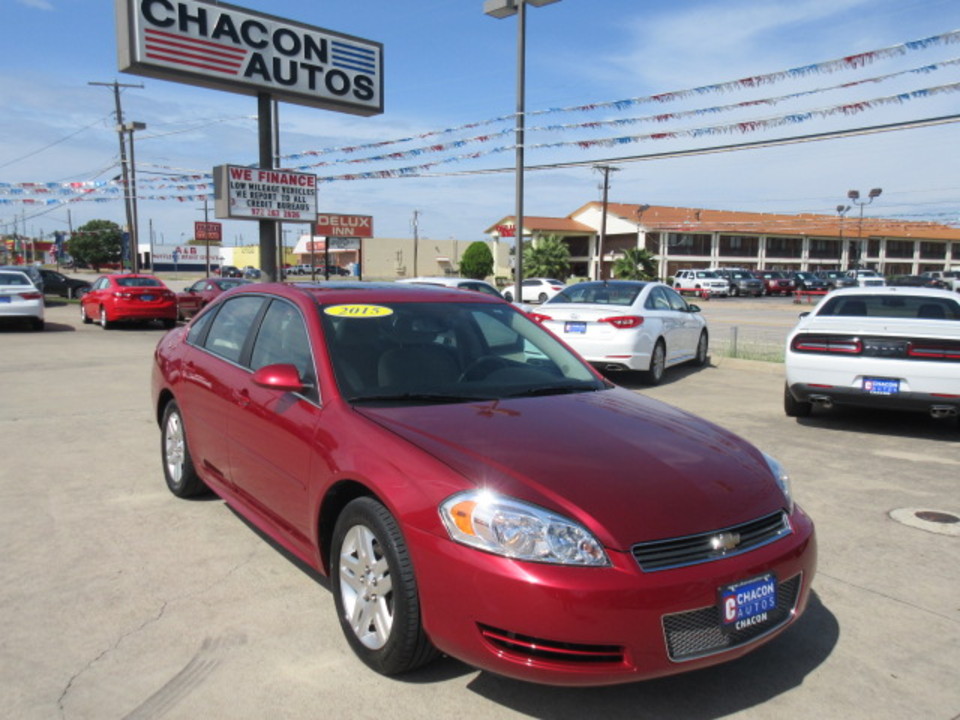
[
  {"left": 502, "top": 383, "right": 598, "bottom": 398},
  {"left": 350, "top": 392, "right": 496, "bottom": 405}
]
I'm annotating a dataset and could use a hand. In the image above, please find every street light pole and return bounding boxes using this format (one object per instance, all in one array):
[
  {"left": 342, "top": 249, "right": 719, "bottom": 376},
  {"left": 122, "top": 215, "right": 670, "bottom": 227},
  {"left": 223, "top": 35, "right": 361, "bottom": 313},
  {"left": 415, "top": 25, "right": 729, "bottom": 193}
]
[
  {"left": 836, "top": 204, "right": 851, "bottom": 269},
  {"left": 484, "top": 0, "right": 560, "bottom": 303},
  {"left": 847, "top": 188, "right": 882, "bottom": 269}
]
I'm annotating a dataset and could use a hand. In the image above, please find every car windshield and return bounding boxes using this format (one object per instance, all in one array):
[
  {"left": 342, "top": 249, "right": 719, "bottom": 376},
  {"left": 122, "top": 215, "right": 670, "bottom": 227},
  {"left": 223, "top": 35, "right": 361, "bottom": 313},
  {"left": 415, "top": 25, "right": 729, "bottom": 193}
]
[
  {"left": 550, "top": 282, "right": 644, "bottom": 306},
  {"left": 818, "top": 294, "right": 960, "bottom": 320},
  {"left": 117, "top": 277, "right": 162, "bottom": 287},
  {"left": 730, "top": 272, "right": 752, "bottom": 279},
  {"left": 319, "top": 301, "right": 608, "bottom": 405},
  {"left": 696, "top": 271, "right": 719, "bottom": 278}
]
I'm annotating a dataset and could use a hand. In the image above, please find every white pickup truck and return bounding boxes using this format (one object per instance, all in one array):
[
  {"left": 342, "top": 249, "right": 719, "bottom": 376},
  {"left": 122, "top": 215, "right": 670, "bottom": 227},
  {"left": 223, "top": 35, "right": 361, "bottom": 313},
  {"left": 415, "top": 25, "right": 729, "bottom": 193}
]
[{"left": 922, "top": 269, "right": 960, "bottom": 292}]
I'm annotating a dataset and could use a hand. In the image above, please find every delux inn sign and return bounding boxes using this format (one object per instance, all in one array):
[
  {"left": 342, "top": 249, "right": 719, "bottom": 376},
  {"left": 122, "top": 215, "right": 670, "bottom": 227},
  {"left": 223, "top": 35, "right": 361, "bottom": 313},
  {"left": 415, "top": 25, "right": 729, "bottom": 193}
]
[{"left": 115, "top": 0, "right": 384, "bottom": 116}]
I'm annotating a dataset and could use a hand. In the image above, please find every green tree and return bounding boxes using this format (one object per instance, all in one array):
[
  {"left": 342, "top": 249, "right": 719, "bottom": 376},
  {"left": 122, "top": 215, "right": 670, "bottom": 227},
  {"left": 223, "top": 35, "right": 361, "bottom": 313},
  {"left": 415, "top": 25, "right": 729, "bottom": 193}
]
[
  {"left": 459, "top": 241, "right": 494, "bottom": 279},
  {"left": 523, "top": 234, "right": 570, "bottom": 280},
  {"left": 70, "top": 220, "right": 123, "bottom": 271},
  {"left": 612, "top": 247, "right": 657, "bottom": 281}
]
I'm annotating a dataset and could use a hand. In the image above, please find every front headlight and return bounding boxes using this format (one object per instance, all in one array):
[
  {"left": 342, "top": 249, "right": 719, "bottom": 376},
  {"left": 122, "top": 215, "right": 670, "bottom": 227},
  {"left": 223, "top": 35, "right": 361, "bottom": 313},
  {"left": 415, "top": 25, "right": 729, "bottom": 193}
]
[
  {"left": 763, "top": 452, "right": 794, "bottom": 512},
  {"left": 439, "top": 490, "right": 609, "bottom": 566}
]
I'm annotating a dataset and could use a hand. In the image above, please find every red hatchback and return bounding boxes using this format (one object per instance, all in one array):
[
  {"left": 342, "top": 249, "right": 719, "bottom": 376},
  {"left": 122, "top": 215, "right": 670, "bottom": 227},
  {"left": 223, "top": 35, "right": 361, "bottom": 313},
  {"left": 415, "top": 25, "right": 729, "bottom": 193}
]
[
  {"left": 151, "top": 282, "right": 816, "bottom": 686},
  {"left": 81, "top": 273, "right": 177, "bottom": 329}
]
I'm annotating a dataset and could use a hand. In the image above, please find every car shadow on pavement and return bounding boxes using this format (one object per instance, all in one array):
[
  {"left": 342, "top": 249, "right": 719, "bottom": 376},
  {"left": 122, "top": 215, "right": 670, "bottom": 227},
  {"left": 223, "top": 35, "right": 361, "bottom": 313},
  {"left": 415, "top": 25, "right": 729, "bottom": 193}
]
[
  {"left": 464, "top": 591, "right": 837, "bottom": 718},
  {"left": 608, "top": 358, "right": 714, "bottom": 390},
  {"left": 794, "top": 406, "right": 959, "bottom": 441}
]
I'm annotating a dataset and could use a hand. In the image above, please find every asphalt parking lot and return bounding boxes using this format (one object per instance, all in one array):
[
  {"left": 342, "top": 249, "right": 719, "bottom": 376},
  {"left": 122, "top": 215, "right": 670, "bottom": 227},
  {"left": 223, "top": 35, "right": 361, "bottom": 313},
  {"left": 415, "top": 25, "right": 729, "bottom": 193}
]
[{"left": 1, "top": 295, "right": 958, "bottom": 720}]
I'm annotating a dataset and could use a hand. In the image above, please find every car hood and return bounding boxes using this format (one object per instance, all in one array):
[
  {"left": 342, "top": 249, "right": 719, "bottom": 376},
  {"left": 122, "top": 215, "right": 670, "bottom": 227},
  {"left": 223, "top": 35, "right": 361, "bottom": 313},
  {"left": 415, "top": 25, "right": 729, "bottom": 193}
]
[{"left": 355, "top": 387, "right": 785, "bottom": 549}]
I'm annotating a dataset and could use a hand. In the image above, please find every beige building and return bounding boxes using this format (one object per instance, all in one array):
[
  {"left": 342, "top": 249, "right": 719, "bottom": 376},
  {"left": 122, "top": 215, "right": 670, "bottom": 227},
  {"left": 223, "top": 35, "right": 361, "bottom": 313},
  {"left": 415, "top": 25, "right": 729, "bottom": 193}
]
[{"left": 486, "top": 202, "right": 960, "bottom": 280}]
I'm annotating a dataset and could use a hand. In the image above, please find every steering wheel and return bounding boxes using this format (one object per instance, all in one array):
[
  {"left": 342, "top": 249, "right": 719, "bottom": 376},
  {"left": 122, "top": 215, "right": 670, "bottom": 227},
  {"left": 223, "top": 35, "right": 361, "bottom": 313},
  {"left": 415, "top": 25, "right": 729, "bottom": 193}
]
[{"left": 459, "top": 356, "right": 511, "bottom": 382}]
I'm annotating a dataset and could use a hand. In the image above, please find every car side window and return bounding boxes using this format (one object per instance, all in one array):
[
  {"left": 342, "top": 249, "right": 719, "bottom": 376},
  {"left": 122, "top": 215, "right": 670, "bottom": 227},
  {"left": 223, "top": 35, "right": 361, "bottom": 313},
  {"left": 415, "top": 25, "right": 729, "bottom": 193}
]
[
  {"left": 202, "top": 296, "right": 265, "bottom": 364},
  {"left": 663, "top": 286, "right": 691, "bottom": 312},
  {"left": 645, "top": 286, "right": 672, "bottom": 311},
  {"left": 250, "top": 300, "right": 317, "bottom": 396}
]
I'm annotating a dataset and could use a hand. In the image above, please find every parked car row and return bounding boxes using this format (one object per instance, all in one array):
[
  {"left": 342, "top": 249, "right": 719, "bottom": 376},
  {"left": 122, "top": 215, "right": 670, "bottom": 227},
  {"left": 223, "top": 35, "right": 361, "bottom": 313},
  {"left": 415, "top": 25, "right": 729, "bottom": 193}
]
[{"left": 668, "top": 267, "right": 929, "bottom": 298}]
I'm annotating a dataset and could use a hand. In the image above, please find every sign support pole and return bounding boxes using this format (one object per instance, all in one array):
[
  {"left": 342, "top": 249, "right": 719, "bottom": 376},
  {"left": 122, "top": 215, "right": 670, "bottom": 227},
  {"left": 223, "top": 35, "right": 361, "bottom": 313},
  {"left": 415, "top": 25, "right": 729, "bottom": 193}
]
[{"left": 257, "top": 92, "right": 278, "bottom": 283}]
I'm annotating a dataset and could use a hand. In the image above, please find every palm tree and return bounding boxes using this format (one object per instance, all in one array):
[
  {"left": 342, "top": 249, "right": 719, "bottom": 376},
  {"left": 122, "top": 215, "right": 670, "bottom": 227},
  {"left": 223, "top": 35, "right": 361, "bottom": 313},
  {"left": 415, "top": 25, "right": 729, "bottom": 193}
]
[
  {"left": 523, "top": 234, "right": 570, "bottom": 280},
  {"left": 612, "top": 247, "right": 657, "bottom": 281}
]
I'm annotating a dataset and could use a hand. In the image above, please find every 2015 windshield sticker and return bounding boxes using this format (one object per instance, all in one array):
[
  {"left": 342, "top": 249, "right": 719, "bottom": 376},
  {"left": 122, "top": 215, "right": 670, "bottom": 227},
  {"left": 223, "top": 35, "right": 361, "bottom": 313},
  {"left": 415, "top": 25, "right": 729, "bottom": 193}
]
[{"left": 324, "top": 304, "right": 393, "bottom": 318}]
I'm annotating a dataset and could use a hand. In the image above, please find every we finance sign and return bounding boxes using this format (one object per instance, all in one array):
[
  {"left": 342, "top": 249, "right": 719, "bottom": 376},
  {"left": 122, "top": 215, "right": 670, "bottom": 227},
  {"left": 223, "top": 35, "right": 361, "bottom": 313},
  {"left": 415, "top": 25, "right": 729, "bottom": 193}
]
[
  {"left": 214, "top": 165, "right": 317, "bottom": 222},
  {"left": 116, "top": 0, "right": 383, "bottom": 115}
]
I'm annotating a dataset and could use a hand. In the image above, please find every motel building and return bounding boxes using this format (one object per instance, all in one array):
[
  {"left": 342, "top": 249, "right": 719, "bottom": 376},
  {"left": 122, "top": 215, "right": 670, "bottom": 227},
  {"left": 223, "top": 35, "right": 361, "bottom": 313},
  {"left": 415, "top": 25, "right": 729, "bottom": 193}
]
[{"left": 485, "top": 202, "right": 960, "bottom": 280}]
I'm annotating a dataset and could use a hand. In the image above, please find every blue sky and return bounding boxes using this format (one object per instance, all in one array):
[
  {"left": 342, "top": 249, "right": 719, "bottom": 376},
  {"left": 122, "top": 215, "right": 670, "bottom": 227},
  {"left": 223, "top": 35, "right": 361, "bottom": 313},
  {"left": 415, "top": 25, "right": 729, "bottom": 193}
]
[{"left": 1, "top": 0, "right": 959, "bottom": 247}]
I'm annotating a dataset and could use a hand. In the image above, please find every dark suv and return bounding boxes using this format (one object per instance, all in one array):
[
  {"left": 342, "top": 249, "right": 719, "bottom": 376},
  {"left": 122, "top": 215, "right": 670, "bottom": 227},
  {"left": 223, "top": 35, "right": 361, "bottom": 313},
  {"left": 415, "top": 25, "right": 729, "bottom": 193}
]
[
  {"left": 815, "top": 270, "right": 857, "bottom": 290},
  {"left": 787, "top": 271, "right": 829, "bottom": 293},
  {"left": 713, "top": 268, "right": 762, "bottom": 297}
]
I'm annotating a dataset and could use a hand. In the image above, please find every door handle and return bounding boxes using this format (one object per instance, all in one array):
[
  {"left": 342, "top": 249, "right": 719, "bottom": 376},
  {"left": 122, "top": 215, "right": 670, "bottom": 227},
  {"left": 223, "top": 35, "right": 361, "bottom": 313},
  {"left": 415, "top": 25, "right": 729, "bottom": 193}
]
[{"left": 233, "top": 389, "right": 251, "bottom": 408}]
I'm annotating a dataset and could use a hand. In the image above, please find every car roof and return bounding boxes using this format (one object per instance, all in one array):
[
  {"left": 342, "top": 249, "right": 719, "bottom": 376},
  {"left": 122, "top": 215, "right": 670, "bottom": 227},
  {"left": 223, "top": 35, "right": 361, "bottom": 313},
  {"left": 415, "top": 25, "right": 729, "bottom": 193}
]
[
  {"left": 824, "top": 286, "right": 956, "bottom": 298},
  {"left": 276, "top": 281, "right": 506, "bottom": 305},
  {"left": 396, "top": 276, "right": 494, "bottom": 287}
]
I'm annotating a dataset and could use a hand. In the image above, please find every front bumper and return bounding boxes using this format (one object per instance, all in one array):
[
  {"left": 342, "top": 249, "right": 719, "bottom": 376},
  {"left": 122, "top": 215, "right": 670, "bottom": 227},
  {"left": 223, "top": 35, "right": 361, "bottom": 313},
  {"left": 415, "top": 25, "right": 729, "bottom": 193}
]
[{"left": 410, "top": 506, "right": 816, "bottom": 686}]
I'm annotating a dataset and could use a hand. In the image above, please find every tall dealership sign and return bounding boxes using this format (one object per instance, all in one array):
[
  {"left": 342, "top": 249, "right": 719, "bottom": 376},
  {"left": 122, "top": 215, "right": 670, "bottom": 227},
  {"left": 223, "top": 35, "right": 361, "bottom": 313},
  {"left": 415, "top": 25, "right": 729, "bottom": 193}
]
[
  {"left": 115, "top": 0, "right": 383, "bottom": 282},
  {"left": 115, "top": 0, "right": 383, "bottom": 115}
]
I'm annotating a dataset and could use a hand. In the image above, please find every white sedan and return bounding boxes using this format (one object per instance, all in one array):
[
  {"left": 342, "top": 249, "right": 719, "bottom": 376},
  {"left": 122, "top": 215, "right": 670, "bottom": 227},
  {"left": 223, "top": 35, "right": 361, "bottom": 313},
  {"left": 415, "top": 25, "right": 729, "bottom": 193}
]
[
  {"left": 530, "top": 280, "right": 708, "bottom": 384},
  {"left": 0, "top": 268, "right": 45, "bottom": 331},
  {"left": 784, "top": 287, "right": 960, "bottom": 423},
  {"left": 502, "top": 278, "right": 566, "bottom": 304}
]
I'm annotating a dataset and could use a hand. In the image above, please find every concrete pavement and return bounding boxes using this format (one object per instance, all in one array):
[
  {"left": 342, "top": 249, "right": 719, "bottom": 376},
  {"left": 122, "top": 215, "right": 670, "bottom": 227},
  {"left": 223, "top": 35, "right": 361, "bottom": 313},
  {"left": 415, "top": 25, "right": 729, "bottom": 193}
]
[{"left": 0, "top": 299, "right": 957, "bottom": 719}]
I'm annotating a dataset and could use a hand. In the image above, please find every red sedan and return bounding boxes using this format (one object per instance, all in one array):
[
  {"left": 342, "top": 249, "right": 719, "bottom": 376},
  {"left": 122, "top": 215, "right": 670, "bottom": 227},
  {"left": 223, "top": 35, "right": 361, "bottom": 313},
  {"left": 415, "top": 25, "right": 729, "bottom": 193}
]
[
  {"left": 151, "top": 282, "right": 816, "bottom": 686},
  {"left": 176, "top": 277, "right": 251, "bottom": 319},
  {"left": 81, "top": 273, "right": 177, "bottom": 329}
]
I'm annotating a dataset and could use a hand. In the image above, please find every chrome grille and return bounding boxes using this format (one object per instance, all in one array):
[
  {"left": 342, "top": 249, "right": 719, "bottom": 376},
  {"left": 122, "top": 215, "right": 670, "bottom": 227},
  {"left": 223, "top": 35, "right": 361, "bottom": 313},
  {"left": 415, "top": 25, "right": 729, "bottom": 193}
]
[
  {"left": 663, "top": 574, "right": 802, "bottom": 661},
  {"left": 632, "top": 511, "right": 790, "bottom": 572}
]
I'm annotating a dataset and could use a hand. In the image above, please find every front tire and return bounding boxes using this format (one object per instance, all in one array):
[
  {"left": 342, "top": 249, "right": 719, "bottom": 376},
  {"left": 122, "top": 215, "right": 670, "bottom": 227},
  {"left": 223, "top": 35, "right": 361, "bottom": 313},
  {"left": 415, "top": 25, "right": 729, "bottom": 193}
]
[
  {"left": 640, "top": 339, "right": 667, "bottom": 385},
  {"left": 161, "top": 400, "right": 208, "bottom": 497},
  {"left": 331, "top": 497, "right": 437, "bottom": 676},
  {"left": 784, "top": 383, "right": 813, "bottom": 418}
]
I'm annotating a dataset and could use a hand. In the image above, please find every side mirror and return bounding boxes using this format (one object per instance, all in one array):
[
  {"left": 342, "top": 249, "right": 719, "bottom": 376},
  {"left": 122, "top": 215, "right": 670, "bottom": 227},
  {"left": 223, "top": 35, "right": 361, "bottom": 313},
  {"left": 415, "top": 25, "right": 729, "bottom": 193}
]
[
  {"left": 251, "top": 364, "right": 307, "bottom": 393},
  {"left": 688, "top": 304, "right": 701, "bottom": 313},
  {"left": 798, "top": 311, "right": 810, "bottom": 319}
]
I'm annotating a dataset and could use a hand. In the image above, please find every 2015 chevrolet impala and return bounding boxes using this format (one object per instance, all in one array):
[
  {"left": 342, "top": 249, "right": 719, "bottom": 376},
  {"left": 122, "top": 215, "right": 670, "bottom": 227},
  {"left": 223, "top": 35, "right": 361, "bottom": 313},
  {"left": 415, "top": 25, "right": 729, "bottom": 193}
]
[{"left": 152, "top": 282, "right": 816, "bottom": 686}]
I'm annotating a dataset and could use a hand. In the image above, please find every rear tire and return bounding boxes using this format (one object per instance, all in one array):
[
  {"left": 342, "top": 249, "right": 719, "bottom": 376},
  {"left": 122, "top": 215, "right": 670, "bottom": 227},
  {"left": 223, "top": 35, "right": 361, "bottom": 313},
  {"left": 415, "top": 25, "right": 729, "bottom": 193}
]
[
  {"left": 784, "top": 383, "right": 813, "bottom": 418},
  {"left": 99, "top": 307, "right": 112, "bottom": 330},
  {"left": 640, "top": 340, "right": 666, "bottom": 385},
  {"left": 331, "top": 498, "right": 438, "bottom": 676}
]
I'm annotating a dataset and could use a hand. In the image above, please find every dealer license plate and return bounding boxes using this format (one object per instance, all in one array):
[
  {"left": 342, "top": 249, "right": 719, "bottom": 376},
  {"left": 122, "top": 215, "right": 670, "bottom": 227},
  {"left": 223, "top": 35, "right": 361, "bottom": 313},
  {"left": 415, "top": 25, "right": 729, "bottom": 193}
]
[
  {"left": 863, "top": 377, "right": 899, "bottom": 395},
  {"left": 140, "top": 294, "right": 155, "bottom": 301},
  {"left": 719, "top": 574, "right": 777, "bottom": 632},
  {"left": 564, "top": 321, "right": 586, "bottom": 334},
  {"left": 0, "top": 296, "right": 10, "bottom": 303}
]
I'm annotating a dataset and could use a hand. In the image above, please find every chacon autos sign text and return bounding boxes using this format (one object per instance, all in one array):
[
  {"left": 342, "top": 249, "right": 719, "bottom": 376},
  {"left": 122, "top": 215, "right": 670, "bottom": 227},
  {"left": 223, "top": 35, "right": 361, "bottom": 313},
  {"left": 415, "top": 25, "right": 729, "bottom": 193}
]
[{"left": 115, "top": 0, "right": 383, "bottom": 115}]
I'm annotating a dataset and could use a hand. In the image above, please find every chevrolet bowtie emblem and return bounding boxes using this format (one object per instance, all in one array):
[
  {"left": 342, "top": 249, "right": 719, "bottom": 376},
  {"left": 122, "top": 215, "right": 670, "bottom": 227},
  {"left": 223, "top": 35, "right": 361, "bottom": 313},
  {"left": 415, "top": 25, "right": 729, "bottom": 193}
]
[{"left": 710, "top": 532, "right": 741, "bottom": 552}]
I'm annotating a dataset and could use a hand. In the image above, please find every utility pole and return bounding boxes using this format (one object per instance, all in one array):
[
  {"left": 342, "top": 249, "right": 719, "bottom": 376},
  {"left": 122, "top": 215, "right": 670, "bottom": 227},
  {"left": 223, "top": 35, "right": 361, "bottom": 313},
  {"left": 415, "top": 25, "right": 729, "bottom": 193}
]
[
  {"left": 411, "top": 209, "right": 421, "bottom": 276},
  {"left": 89, "top": 80, "right": 143, "bottom": 272},
  {"left": 594, "top": 164, "right": 619, "bottom": 280}
]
